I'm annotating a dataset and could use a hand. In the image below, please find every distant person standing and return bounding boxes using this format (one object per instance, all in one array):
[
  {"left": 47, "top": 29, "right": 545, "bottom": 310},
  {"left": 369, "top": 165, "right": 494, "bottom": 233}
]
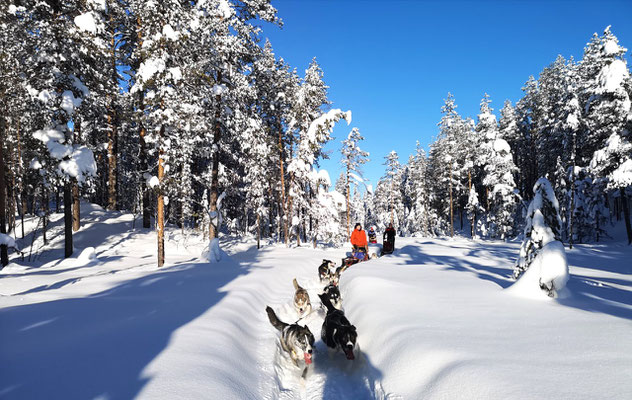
[{"left": 383, "top": 223, "right": 396, "bottom": 253}]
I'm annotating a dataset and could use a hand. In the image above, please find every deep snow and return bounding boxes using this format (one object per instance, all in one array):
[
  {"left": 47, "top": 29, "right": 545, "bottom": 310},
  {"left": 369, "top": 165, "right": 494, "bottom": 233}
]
[{"left": 1, "top": 205, "right": 631, "bottom": 399}]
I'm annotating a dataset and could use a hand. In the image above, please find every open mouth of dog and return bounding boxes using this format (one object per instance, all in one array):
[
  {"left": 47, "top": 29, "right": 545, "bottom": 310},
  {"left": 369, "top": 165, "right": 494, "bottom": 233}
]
[
  {"left": 344, "top": 347, "right": 355, "bottom": 360},
  {"left": 304, "top": 351, "right": 313, "bottom": 364}
]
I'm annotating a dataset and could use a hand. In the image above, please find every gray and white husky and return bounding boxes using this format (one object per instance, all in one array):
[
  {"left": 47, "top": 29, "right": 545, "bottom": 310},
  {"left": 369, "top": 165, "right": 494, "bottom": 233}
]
[
  {"left": 293, "top": 278, "right": 312, "bottom": 317},
  {"left": 266, "top": 306, "right": 315, "bottom": 377}
]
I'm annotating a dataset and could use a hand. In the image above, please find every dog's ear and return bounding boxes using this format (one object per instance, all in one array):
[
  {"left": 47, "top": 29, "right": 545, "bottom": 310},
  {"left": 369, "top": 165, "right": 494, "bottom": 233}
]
[{"left": 350, "top": 325, "right": 357, "bottom": 332}]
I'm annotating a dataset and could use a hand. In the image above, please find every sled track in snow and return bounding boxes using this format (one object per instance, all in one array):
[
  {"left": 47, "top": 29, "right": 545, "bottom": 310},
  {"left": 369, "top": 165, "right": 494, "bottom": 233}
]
[{"left": 249, "top": 252, "right": 398, "bottom": 400}]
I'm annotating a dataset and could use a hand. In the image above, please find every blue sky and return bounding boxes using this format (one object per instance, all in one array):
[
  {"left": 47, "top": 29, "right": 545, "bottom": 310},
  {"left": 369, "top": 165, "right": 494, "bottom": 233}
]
[{"left": 260, "top": 0, "right": 632, "bottom": 192}]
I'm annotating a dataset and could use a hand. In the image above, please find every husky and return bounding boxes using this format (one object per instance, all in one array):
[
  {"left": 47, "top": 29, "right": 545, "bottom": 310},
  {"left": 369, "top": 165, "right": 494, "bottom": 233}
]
[
  {"left": 318, "top": 294, "right": 357, "bottom": 361},
  {"left": 266, "top": 306, "right": 315, "bottom": 377},
  {"left": 293, "top": 278, "right": 312, "bottom": 317},
  {"left": 322, "top": 283, "right": 342, "bottom": 310},
  {"left": 318, "top": 259, "right": 336, "bottom": 284},
  {"left": 329, "top": 265, "right": 348, "bottom": 286}
]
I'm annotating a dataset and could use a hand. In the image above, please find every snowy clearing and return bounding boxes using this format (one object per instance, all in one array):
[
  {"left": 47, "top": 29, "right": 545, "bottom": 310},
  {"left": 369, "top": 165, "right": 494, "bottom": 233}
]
[{"left": 1, "top": 206, "right": 631, "bottom": 399}]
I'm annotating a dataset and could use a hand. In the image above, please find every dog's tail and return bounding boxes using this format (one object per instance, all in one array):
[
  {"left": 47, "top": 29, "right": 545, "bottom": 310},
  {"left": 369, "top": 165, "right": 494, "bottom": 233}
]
[
  {"left": 293, "top": 278, "right": 301, "bottom": 291},
  {"left": 266, "top": 306, "right": 288, "bottom": 331},
  {"left": 318, "top": 293, "right": 335, "bottom": 312}
]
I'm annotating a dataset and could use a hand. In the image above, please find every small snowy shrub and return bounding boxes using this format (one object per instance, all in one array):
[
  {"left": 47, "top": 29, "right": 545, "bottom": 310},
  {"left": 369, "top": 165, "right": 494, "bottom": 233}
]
[{"left": 512, "top": 178, "right": 569, "bottom": 297}]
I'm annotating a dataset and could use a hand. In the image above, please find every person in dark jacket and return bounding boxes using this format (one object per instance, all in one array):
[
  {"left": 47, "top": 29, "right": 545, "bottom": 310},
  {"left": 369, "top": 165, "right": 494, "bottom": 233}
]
[{"left": 383, "top": 223, "right": 396, "bottom": 253}]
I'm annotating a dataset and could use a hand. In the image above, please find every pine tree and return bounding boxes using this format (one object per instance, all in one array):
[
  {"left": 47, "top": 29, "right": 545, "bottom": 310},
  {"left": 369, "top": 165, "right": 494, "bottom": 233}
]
[
  {"left": 479, "top": 95, "right": 518, "bottom": 239},
  {"left": 514, "top": 177, "right": 562, "bottom": 279},
  {"left": 341, "top": 127, "right": 369, "bottom": 239}
]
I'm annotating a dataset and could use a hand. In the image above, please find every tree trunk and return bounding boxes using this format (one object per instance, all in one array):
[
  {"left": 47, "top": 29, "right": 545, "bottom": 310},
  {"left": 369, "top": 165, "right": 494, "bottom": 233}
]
[
  {"left": 257, "top": 213, "right": 260, "bottom": 250},
  {"left": 468, "top": 171, "right": 474, "bottom": 238},
  {"left": 449, "top": 165, "right": 454, "bottom": 237},
  {"left": 107, "top": 10, "right": 118, "bottom": 211},
  {"left": 64, "top": 182, "right": 73, "bottom": 258},
  {"left": 157, "top": 127, "right": 165, "bottom": 267},
  {"left": 278, "top": 126, "right": 288, "bottom": 244},
  {"left": 42, "top": 186, "right": 48, "bottom": 244},
  {"left": 72, "top": 121, "right": 81, "bottom": 231},
  {"left": 346, "top": 168, "right": 351, "bottom": 240},
  {"left": 0, "top": 119, "right": 8, "bottom": 266},
  {"left": 17, "top": 120, "right": 25, "bottom": 239},
  {"left": 621, "top": 188, "right": 632, "bottom": 245},
  {"left": 209, "top": 70, "right": 222, "bottom": 241},
  {"left": 137, "top": 16, "right": 151, "bottom": 229},
  {"left": 107, "top": 109, "right": 118, "bottom": 211}
]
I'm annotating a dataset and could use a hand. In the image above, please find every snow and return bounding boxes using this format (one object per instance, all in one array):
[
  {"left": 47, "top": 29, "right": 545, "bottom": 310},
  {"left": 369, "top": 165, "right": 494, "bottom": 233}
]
[
  {"left": 33, "top": 128, "right": 72, "bottom": 159},
  {"left": 1, "top": 206, "right": 630, "bottom": 399},
  {"left": 0, "top": 233, "right": 18, "bottom": 250},
  {"left": 37, "top": 89, "right": 53, "bottom": 103},
  {"left": 58, "top": 145, "right": 97, "bottom": 184},
  {"left": 610, "top": 159, "right": 632, "bottom": 187},
  {"left": 162, "top": 24, "right": 178, "bottom": 41},
  {"left": 212, "top": 84, "right": 227, "bottom": 96},
  {"left": 61, "top": 90, "right": 82, "bottom": 115},
  {"left": 8, "top": 4, "right": 25, "bottom": 14},
  {"left": 29, "top": 158, "right": 42, "bottom": 170},
  {"left": 508, "top": 240, "right": 569, "bottom": 299},
  {"left": 148, "top": 175, "right": 159, "bottom": 188},
  {"left": 492, "top": 138, "right": 510, "bottom": 154},
  {"left": 74, "top": 12, "right": 101, "bottom": 34},
  {"left": 89, "top": 0, "right": 106, "bottom": 10},
  {"left": 597, "top": 59, "right": 629, "bottom": 93},
  {"left": 218, "top": 0, "right": 234, "bottom": 19},
  {"left": 603, "top": 39, "right": 621, "bottom": 55},
  {"left": 316, "top": 169, "right": 331, "bottom": 186},
  {"left": 168, "top": 67, "right": 182, "bottom": 82},
  {"left": 134, "top": 56, "right": 166, "bottom": 89}
]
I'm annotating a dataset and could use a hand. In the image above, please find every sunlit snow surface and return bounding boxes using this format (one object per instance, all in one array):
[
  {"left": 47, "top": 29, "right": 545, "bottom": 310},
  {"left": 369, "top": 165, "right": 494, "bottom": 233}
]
[{"left": 0, "top": 204, "right": 631, "bottom": 399}]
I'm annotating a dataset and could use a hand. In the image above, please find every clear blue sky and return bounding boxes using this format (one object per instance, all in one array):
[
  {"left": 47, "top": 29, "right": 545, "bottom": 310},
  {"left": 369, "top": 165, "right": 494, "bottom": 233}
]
[{"left": 261, "top": 0, "right": 632, "bottom": 192}]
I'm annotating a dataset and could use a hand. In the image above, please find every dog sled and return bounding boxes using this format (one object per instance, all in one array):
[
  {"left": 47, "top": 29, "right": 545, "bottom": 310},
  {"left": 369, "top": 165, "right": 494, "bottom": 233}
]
[{"left": 341, "top": 246, "right": 369, "bottom": 267}]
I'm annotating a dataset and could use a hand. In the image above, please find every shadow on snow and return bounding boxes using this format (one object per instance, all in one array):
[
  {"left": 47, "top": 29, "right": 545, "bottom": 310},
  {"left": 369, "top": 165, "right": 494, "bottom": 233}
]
[{"left": 0, "top": 256, "right": 246, "bottom": 399}]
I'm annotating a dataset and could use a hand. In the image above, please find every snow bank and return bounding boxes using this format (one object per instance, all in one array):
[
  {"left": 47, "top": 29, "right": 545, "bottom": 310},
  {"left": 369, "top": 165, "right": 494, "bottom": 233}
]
[
  {"left": 78, "top": 247, "right": 97, "bottom": 262},
  {"left": 507, "top": 240, "right": 569, "bottom": 299}
]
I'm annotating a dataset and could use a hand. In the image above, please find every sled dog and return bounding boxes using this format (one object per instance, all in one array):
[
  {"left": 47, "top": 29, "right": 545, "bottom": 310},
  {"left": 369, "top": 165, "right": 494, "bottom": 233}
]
[
  {"left": 322, "top": 283, "right": 342, "bottom": 310},
  {"left": 318, "top": 294, "right": 357, "bottom": 360},
  {"left": 265, "top": 306, "right": 315, "bottom": 377},
  {"left": 293, "top": 278, "right": 312, "bottom": 317},
  {"left": 318, "top": 259, "right": 336, "bottom": 284}
]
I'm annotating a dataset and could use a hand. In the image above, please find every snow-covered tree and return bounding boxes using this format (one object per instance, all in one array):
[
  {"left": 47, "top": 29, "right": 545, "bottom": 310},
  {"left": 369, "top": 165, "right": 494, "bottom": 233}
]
[
  {"left": 514, "top": 178, "right": 563, "bottom": 279},
  {"left": 512, "top": 178, "right": 569, "bottom": 297},
  {"left": 341, "top": 127, "right": 369, "bottom": 238}
]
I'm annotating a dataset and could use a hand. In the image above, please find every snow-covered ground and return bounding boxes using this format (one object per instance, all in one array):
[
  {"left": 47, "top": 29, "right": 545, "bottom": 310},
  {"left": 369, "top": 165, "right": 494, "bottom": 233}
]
[{"left": 1, "top": 205, "right": 631, "bottom": 399}]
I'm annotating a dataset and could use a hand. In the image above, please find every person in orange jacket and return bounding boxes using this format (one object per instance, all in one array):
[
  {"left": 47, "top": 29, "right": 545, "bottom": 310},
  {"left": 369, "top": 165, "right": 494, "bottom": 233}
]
[{"left": 350, "top": 223, "right": 368, "bottom": 251}]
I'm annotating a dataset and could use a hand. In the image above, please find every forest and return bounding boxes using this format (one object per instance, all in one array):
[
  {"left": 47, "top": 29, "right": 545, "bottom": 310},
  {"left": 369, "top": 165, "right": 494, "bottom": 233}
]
[{"left": 1, "top": 1, "right": 631, "bottom": 269}]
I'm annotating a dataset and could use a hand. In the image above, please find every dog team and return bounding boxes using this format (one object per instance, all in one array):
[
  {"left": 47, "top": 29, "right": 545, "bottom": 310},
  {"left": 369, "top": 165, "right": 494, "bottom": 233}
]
[{"left": 265, "top": 259, "right": 358, "bottom": 378}]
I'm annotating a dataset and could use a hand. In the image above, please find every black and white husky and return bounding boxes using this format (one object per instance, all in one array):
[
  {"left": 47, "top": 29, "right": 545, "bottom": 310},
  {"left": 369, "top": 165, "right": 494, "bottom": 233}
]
[
  {"left": 318, "top": 259, "right": 336, "bottom": 284},
  {"left": 266, "top": 306, "right": 315, "bottom": 377},
  {"left": 293, "top": 278, "right": 312, "bottom": 317},
  {"left": 322, "top": 283, "right": 342, "bottom": 310},
  {"left": 318, "top": 294, "right": 357, "bottom": 360}
]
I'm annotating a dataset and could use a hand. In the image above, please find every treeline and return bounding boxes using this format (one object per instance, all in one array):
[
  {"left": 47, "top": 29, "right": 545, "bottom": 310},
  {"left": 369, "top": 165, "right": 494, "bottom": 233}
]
[
  {"left": 361, "top": 27, "right": 631, "bottom": 245},
  {"left": 0, "top": 0, "right": 352, "bottom": 267}
]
